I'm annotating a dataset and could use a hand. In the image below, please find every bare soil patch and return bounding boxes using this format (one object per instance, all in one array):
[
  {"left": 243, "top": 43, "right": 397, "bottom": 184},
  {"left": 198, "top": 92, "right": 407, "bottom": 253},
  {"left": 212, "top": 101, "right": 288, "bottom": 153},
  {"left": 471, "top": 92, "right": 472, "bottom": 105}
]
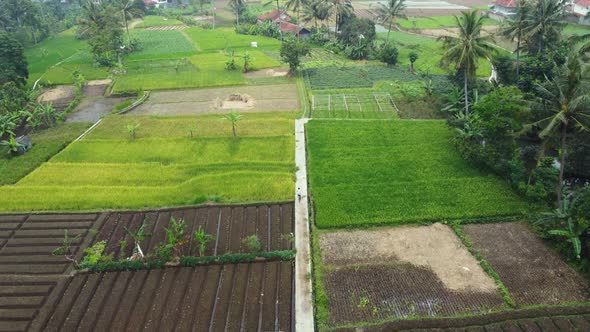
[
  {"left": 463, "top": 222, "right": 590, "bottom": 306},
  {"left": 83, "top": 79, "right": 112, "bottom": 97},
  {"left": 320, "top": 223, "right": 496, "bottom": 292},
  {"left": 37, "top": 86, "right": 75, "bottom": 111},
  {"left": 323, "top": 264, "right": 505, "bottom": 326},
  {"left": 245, "top": 68, "right": 289, "bottom": 78},
  {"left": 130, "top": 84, "right": 299, "bottom": 115}
]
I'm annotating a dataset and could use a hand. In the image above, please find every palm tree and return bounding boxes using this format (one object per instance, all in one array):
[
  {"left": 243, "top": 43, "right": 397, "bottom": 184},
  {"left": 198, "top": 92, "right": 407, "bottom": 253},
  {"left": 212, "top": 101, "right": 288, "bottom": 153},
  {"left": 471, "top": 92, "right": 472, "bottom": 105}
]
[
  {"left": 118, "top": 0, "right": 134, "bottom": 45},
  {"left": 528, "top": 53, "right": 590, "bottom": 209},
  {"left": 501, "top": 0, "right": 530, "bottom": 80},
  {"left": 286, "top": 0, "right": 304, "bottom": 21},
  {"left": 229, "top": 0, "right": 246, "bottom": 26},
  {"left": 438, "top": 10, "right": 495, "bottom": 115},
  {"left": 301, "top": 0, "right": 330, "bottom": 28},
  {"left": 328, "top": 0, "right": 353, "bottom": 34},
  {"left": 373, "top": 0, "right": 406, "bottom": 42},
  {"left": 570, "top": 32, "right": 590, "bottom": 56},
  {"left": 522, "top": 0, "right": 566, "bottom": 55},
  {"left": 224, "top": 111, "right": 242, "bottom": 139}
]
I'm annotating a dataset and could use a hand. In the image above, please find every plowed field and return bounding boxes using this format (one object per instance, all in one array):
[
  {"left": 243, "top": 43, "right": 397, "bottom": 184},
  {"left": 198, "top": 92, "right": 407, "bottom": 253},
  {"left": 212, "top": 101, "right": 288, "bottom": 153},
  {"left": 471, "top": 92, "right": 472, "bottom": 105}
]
[
  {"left": 96, "top": 203, "right": 294, "bottom": 257},
  {"left": 463, "top": 222, "right": 590, "bottom": 306},
  {"left": 0, "top": 203, "right": 295, "bottom": 331}
]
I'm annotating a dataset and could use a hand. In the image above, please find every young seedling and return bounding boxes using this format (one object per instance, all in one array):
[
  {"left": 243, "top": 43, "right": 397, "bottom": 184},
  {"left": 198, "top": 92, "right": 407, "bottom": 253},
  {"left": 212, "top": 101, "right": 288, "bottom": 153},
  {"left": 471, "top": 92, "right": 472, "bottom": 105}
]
[
  {"left": 194, "top": 226, "right": 215, "bottom": 257},
  {"left": 126, "top": 123, "right": 140, "bottom": 139},
  {"left": 188, "top": 124, "right": 198, "bottom": 138},
  {"left": 124, "top": 220, "right": 148, "bottom": 259},
  {"left": 52, "top": 229, "right": 83, "bottom": 266},
  {"left": 118, "top": 240, "right": 128, "bottom": 260},
  {"left": 223, "top": 111, "right": 242, "bottom": 139},
  {"left": 242, "top": 235, "right": 261, "bottom": 253},
  {"left": 164, "top": 217, "right": 187, "bottom": 258}
]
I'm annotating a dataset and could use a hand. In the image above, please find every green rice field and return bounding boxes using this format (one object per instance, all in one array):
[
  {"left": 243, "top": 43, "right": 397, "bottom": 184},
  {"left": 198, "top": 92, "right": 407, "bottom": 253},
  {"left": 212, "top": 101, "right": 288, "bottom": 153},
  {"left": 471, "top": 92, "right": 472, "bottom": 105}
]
[
  {"left": 306, "top": 120, "right": 531, "bottom": 228},
  {"left": 134, "top": 15, "right": 184, "bottom": 28},
  {"left": 0, "top": 113, "right": 295, "bottom": 212}
]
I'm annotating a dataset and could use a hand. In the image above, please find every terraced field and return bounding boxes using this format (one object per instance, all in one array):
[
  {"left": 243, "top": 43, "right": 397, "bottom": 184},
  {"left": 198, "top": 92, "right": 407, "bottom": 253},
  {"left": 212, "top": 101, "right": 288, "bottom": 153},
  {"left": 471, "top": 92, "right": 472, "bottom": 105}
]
[{"left": 0, "top": 113, "right": 295, "bottom": 212}]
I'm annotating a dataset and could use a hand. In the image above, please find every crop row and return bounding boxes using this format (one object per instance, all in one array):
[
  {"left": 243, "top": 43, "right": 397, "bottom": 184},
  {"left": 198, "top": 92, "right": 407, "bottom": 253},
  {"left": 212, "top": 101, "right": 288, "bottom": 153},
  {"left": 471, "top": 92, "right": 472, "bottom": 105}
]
[{"left": 304, "top": 65, "right": 450, "bottom": 91}]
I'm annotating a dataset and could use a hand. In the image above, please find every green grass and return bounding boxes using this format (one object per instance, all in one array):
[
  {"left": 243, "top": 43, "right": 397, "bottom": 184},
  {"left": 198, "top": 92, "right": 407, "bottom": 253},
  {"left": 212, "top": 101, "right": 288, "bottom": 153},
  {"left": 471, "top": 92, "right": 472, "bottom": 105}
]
[
  {"left": 379, "top": 31, "right": 492, "bottom": 77},
  {"left": 112, "top": 50, "right": 280, "bottom": 93},
  {"left": 0, "top": 113, "right": 295, "bottom": 212},
  {"left": 307, "top": 120, "right": 530, "bottom": 228},
  {"left": 564, "top": 23, "right": 590, "bottom": 37},
  {"left": 0, "top": 123, "right": 91, "bottom": 185},
  {"left": 24, "top": 28, "right": 89, "bottom": 84},
  {"left": 184, "top": 27, "right": 282, "bottom": 52},
  {"left": 134, "top": 15, "right": 184, "bottom": 28},
  {"left": 396, "top": 16, "right": 498, "bottom": 30},
  {"left": 125, "top": 30, "right": 196, "bottom": 60}
]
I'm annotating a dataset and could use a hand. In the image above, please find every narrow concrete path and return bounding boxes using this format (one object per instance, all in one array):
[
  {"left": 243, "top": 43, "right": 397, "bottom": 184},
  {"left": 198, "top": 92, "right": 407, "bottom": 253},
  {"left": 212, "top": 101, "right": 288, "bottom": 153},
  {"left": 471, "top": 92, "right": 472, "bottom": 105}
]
[{"left": 294, "top": 118, "right": 315, "bottom": 331}]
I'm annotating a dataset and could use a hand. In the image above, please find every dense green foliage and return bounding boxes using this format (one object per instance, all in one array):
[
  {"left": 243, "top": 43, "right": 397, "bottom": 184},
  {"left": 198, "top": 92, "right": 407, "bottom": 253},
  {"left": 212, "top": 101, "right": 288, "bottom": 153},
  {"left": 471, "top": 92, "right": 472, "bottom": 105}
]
[
  {"left": 307, "top": 120, "right": 530, "bottom": 228},
  {"left": 280, "top": 38, "right": 311, "bottom": 73},
  {"left": 0, "top": 32, "right": 28, "bottom": 86},
  {"left": 0, "top": 113, "right": 295, "bottom": 212}
]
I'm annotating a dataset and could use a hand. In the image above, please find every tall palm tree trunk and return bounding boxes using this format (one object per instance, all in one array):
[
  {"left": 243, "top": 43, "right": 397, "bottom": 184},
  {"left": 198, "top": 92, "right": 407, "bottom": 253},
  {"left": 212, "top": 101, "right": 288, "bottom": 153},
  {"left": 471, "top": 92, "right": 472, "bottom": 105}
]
[
  {"left": 463, "top": 71, "right": 469, "bottom": 115},
  {"left": 123, "top": 13, "right": 130, "bottom": 44},
  {"left": 387, "top": 19, "right": 392, "bottom": 41},
  {"left": 557, "top": 122, "right": 567, "bottom": 209},
  {"left": 516, "top": 33, "right": 521, "bottom": 80}
]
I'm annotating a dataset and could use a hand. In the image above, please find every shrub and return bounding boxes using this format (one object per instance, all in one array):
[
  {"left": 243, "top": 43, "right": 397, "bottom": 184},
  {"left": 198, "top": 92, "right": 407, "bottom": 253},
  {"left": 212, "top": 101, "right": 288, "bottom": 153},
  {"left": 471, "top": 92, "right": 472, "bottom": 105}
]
[
  {"left": 379, "top": 43, "right": 399, "bottom": 66},
  {"left": 243, "top": 235, "right": 261, "bottom": 252}
]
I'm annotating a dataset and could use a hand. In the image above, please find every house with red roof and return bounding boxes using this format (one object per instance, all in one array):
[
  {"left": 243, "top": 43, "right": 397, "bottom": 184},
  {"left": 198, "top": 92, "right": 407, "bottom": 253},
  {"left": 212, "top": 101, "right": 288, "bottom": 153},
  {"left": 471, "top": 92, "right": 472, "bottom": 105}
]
[
  {"left": 572, "top": 0, "right": 590, "bottom": 24},
  {"left": 489, "top": 0, "right": 518, "bottom": 21},
  {"left": 257, "top": 9, "right": 291, "bottom": 25}
]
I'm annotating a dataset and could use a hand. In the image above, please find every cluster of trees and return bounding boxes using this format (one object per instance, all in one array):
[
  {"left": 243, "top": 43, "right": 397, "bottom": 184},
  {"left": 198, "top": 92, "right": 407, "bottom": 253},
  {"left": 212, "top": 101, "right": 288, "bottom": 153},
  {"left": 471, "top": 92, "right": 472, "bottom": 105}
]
[
  {"left": 76, "top": 0, "right": 146, "bottom": 66},
  {"left": 0, "top": 0, "right": 83, "bottom": 46},
  {"left": 438, "top": 2, "right": 590, "bottom": 265}
]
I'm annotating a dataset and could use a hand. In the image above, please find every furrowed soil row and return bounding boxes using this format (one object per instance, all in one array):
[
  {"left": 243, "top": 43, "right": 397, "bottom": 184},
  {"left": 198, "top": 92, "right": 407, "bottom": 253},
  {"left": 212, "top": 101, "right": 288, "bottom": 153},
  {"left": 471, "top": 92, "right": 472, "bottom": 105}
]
[
  {"left": 93, "top": 203, "right": 294, "bottom": 259},
  {"left": 462, "top": 222, "right": 590, "bottom": 306},
  {"left": 0, "top": 203, "right": 294, "bottom": 331},
  {"left": 323, "top": 264, "right": 505, "bottom": 326},
  {"left": 30, "top": 262, "right": 292, "bottom": 331}
]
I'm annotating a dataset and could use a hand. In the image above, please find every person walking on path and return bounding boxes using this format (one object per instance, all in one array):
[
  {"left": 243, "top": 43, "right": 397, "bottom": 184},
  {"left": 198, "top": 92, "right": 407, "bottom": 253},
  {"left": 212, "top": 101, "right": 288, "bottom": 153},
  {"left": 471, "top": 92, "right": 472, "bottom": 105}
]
[{"left": 297, "top": 187, "right": 302, "bottom": 201}]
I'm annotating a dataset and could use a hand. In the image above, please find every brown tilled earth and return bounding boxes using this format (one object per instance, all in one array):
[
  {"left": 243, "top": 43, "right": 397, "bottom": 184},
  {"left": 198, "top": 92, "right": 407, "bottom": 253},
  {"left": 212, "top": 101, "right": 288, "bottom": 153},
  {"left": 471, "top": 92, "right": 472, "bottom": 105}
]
[
  {"left": 0, "top": 203, "right": 294, "bottom": 332},
  {"left": 463, "top": 222, "right": 590, "bottom": 306},
  {"left": 130, "top": 84, "right": 299, "bottom": 115},
  {"left": 319, "top": 224, "right": 505, "bottom": 325},
  {"left": 323, "top": 264, "right": 505, "bottom": 326}
]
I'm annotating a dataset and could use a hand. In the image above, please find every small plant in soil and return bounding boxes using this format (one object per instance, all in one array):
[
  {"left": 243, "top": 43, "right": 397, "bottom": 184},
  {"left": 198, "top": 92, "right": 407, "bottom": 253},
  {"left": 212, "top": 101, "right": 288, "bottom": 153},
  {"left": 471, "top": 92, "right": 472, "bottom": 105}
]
[
  {"left": 357, "top": 297, "right": 370, "bottom": 309},
  {"left": 118, "top": 240, "right": 128, "bottom": 260},
  {"left": 187, "top": 124, "right": 198, "bottom": 138},
  {"left": 243, "top": 235, "right": 261, "bottom": 253},
  {"left": 52, "top": 229, "right": 83, "bottom": 266},
  {"left": 194, "top": 226, "right": 215, "bottom": 257},
  {"left": 1, "top": 136, "right": 24, "bottom": 156},
  {"left": 124, "top": 220, "right": 148, "bottom": 259},
  {"left": 281, "top": 233, "right": 295, "bottom": 244},
  {"left": 80, "top": 240, "right": 113, "bottom": 266},
  {"left": 164, "top": 217, "right": 187, "bottom": 259},
  {"left": 223, "top": 111, "right": 242, "bottom": 139},
  {"left": 126, "top": 123, "right": 140, "bottom": 139}
]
